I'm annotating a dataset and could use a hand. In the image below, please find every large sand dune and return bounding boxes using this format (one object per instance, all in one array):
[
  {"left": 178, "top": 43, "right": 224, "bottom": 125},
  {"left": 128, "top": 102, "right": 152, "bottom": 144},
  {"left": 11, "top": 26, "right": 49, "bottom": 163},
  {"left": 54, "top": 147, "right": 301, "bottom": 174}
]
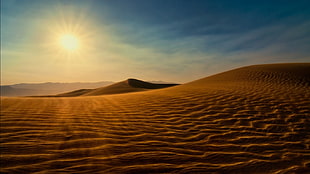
[
  {"left": 56, "top": 78, "right": 178, "bottom": 97},
  {"left": 1, "top": 63, "right": 309, "bottom": 173}
]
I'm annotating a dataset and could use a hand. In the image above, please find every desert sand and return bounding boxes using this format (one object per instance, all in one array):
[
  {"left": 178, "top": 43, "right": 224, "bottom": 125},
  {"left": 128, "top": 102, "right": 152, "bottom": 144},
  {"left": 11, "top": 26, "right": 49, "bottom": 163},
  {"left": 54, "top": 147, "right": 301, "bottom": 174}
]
[
  {"left": 56, "top": 78, "right": 178, "bottom": 97},
  {"left": 1, "top": 63, "right": 309, "bottom": 173}
]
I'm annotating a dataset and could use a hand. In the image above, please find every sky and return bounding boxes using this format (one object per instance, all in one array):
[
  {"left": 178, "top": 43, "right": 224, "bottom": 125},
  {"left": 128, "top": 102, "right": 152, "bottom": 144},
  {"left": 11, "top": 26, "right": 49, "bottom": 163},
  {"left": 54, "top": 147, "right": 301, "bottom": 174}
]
[{"left": 1, "top": 0, "right": 310, "bottom": 85}]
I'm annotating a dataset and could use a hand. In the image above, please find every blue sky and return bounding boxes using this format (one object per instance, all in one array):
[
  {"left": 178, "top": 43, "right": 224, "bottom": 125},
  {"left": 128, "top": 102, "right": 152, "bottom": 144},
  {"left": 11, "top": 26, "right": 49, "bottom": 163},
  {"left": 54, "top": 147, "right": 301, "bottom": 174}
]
[{"left": 1, "top": 0, "right": 310, "bottom": 84}]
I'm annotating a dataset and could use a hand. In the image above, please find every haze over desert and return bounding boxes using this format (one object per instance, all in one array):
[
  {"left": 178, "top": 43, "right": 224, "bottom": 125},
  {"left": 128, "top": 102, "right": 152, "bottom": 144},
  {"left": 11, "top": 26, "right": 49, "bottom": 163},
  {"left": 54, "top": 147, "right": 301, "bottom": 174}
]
[{"left": 1, "top": 0, "right": 310, "bottom": 173}]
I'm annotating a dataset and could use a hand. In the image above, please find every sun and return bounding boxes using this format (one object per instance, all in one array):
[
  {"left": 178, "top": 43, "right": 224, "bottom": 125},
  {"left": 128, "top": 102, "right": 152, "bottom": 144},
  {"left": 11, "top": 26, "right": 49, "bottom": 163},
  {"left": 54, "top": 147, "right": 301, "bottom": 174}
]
[{"left": 60, "top": 34, "right": 79, "bottom": 51}]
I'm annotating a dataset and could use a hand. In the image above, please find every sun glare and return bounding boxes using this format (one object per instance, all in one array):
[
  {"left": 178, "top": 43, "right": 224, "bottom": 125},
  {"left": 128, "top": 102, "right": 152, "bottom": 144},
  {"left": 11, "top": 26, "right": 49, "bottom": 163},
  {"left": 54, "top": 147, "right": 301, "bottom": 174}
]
[{"left": 60, "top": 34, "right": 79, "bottom": 51}]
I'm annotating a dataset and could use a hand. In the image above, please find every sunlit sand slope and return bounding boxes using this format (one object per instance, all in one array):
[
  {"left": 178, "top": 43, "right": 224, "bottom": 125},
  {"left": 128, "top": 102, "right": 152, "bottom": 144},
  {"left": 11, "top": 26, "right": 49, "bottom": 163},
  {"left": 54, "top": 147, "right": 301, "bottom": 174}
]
[
  {"left": 1, "top": 63, "right": 309, "bottom": 173},
  {"left": 57, "top": 78, "right": 178, "bottom": 97}
]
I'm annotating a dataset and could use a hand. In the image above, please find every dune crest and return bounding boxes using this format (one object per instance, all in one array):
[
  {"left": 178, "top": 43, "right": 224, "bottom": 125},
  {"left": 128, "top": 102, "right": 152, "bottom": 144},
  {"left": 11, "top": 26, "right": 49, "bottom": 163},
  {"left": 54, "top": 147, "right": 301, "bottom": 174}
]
[
  {"left": 186, "top": 63, "right": 310, "bottom": 87},
  {"left": 1, "top": 63, "right": 309, "bottom": 173},
  {"left": 56, "top": 78, "right": 178, "bottom": 97}
]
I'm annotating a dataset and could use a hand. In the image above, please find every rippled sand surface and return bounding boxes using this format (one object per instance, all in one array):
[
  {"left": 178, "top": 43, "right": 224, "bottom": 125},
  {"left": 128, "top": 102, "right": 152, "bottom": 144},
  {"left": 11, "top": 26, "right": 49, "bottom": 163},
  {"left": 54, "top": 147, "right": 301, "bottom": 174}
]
[{"left": 1, "top": 63, "right": 309, "bottom": 173}]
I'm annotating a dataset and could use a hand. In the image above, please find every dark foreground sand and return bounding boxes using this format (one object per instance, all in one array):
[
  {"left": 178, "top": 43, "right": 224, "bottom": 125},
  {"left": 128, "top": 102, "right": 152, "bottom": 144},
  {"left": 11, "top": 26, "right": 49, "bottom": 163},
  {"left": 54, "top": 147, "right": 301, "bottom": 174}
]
[{"left": 1, "top": 63, "right": 309, "bottom": 173}]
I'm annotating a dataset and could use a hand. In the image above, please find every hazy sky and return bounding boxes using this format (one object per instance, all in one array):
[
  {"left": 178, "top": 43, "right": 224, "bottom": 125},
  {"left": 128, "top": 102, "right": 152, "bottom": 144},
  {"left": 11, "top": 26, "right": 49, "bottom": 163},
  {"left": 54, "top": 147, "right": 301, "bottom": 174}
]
[{"left": 1, "top": 0, "right": 310, "bottom": 85}]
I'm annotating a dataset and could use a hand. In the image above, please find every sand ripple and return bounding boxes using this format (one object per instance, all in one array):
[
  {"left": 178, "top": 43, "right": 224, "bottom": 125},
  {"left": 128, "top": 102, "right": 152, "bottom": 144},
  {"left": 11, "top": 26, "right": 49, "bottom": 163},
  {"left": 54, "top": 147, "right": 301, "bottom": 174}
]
[{"left": 1, "top": 64, "right": 309, "bottom": 173}]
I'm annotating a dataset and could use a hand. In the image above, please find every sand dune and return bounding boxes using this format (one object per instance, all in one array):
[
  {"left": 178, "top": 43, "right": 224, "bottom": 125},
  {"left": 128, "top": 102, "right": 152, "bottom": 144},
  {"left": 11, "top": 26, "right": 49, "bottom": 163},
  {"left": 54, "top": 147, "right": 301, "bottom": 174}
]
[
  {"left": 1, "top": 63, "right": 309, "bottom": 173},
  {"left": 57, "top": 78, "right": 178, "bottom": 97}
]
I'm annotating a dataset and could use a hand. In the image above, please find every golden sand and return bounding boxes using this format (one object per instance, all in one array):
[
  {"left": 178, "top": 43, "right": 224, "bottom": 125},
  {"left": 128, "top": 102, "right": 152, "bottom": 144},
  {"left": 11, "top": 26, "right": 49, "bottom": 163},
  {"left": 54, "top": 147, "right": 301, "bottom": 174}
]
[
  {"left": 1, "top": 63, "right": 309, "bottom": 173},
  {"left": 56, "top": 78, "right": 178, "bottom": 97}
]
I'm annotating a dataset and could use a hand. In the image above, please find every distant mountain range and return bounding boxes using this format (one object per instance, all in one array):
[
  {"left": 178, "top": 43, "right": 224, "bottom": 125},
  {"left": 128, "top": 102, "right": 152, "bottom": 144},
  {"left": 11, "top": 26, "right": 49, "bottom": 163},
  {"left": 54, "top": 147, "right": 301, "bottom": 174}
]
[
  {"left": 0, "top": 80, "right": 177, "bottom": 97},
  {"left": 0, "top": 81, "right": 114, "bottom": 97}
]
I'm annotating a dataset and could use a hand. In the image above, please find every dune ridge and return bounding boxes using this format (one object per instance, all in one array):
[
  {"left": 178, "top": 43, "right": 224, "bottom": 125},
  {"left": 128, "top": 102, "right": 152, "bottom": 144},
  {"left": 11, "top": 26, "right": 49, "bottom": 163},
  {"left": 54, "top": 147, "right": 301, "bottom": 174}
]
[
  {"left": 181, "top": 63, "right": 310, "bottom": 87},
  {"left": 56, "top": 78, "right": 178, "bottom": 97},
  {"left": 1, "top": 63, "right": 309, "bottom": 173}
]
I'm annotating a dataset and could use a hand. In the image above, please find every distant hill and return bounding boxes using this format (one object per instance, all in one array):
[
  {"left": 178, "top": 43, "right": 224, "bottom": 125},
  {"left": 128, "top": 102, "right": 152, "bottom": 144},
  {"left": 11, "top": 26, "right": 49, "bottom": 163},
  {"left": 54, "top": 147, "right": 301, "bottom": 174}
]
[
  {"left": 0, "top": 86, "right": 44, "bottom": 97},
  {"left": 56, "top": 78, "right": 179, "bottom": 97},
  {"left": 0, "top": 81, "right": 114, "bottom": 96}
]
